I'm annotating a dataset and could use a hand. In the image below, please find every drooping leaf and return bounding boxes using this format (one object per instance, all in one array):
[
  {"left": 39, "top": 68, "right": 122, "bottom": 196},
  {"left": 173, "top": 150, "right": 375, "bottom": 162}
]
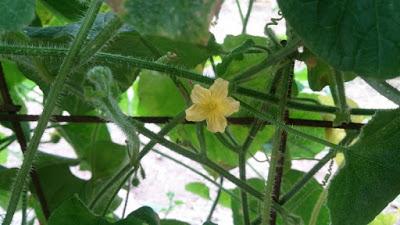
[
  {"left": 0, "top": 0, "right": 35, "bottom": 32},
  {"left": 123, "top": 0, "right": 223, "bottom": 44},
  {"left": 328, "top": 109, "right": 400, "bottom": 225},
  {"left": 278, "top": 0, "right": 400, "bottom": 79}
]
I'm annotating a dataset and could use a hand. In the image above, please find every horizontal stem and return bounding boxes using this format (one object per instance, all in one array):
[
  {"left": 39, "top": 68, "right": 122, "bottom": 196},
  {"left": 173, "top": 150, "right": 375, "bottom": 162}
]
[
  {"left": 0, "top": 114, "right": 365, "bottom": 129},
  {"left": 0, "top": 44, "right": 380, "bottom": 116}
]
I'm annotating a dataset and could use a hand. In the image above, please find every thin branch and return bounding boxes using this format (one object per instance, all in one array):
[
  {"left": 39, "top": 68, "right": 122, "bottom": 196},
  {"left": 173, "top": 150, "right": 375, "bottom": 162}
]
[
  {"left": 206, "top": 178, "right": 224, "bottom": 222},
  {"left": 363, "top": 77, "right": 400, "bottom": 105},
  {"left": 242, "top": 0, "right": 255, "bottom": 34}
]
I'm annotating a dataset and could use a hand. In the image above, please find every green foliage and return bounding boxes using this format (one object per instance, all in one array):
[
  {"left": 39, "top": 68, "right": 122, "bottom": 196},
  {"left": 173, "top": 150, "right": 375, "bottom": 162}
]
[
  {"left": 0, "top": 0, "right": 35, "bottom": 32},
  {"left": 185, "top": 182, "right": 211, "bottom": 200},
  {"left": 48, "top": 196, "right": 158, "bottom": 225},
  {"left": 328, "top": 109, "right": 400, "bottom": 225},
  {"left": 123, "top": 0, "right": 222, "bottom": 44},
  {"left": 278, "top": 0, "right": 400, "bottom": 79},
  {"left": 39, "top": 0, "right": 89, "bottom": 22},
  {"left": 0, "top": 1, "right": 400, "bottom": 224}
]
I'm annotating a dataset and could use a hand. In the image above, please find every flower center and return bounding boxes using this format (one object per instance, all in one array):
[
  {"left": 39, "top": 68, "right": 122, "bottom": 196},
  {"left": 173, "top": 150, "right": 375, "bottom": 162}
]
[{"left": 205, "top": 100, "right": 219, "bottom": 113}]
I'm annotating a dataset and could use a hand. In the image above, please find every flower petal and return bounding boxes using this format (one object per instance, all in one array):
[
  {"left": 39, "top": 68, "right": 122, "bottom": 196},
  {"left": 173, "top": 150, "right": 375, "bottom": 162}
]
[
  {"left": 191, "top": 84, "right": 211, "bottom": 104},
  {"left": 221, "top": 97, "right": 240, "bottom": 116},
  {"left": 185, "top": 104, "right": 208, "bottom": 122},
  {"left": 210, "top": 78, "right": 229, "bottom": 99},
  {"left": 206, "top": 114, "right": 227, "bottom": 133}
]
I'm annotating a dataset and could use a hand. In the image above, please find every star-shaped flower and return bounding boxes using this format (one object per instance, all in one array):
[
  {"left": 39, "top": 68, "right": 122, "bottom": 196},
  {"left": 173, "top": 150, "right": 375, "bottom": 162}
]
[{"left": 185, "top": 78, "right": 240, "bottom": 133}]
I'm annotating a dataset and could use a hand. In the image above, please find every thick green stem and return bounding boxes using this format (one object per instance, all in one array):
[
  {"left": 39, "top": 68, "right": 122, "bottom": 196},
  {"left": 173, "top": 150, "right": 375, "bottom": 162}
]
[
  {"left": 331, "top": 70, "right": 350, "bottom": 125},
  {"left": 1, "top": 1, "right": 103, "bottom": 224},
  {"left": 363, "top": 77, "right": 400, "bottom": 105},
  {"left": 0, "top": 43, "right": 380, "bottom": 116},
  {"left": 262, "top": 67, "right": 290, "bottom": 225},
  {"left": 79, "top": 14, "right": 124, "bottom": 65}
]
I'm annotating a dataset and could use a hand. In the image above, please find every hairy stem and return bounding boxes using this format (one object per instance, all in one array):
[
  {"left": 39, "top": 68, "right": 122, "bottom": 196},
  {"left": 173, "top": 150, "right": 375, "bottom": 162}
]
[
  {"left": 0, "top": 44, "right": 381, "bottom": 116},
  {"left": 279, "top": 131, "right": 358, "bottom": 205},
  {"left": 262, "top": 66, "right": 291, "bottom": 225},
  {"left": 79, "top": 14, "right": 124, "bottom": 65},
  {"left": 1, "top": 1, "right": 103, "bottom": 224}
]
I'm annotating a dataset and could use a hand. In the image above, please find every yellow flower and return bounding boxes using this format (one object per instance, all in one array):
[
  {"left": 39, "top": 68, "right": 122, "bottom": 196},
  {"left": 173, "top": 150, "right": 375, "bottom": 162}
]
[{"left": 185, "top": 78, "right": 240, "bottom": 133}]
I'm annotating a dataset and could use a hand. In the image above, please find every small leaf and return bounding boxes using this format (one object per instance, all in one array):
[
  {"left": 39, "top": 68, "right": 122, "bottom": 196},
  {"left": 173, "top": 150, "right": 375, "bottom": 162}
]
[
  {"left": 328, "top": 109, "right": 400, "bottom": 225},
  {"left": 0, "top": 0, "right": 35, "bottom": 32},
  {"left": 278, "top": 0, "right": 400, "bottom": 78},
  {"left": 185, "top": 182, "right": 211, "bottom": 200}
]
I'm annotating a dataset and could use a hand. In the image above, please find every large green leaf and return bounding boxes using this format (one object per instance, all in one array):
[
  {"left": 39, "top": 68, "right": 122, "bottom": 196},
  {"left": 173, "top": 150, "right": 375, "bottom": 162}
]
[
  {"left": 6, "top": 13, "right": 212, "bottom": 114},
  {"left": 278, "top": 0, "right": 400, "bottom": 79},
  {"left": 0, "top": 0, "right": 35, "bottom": 32},
  {"left": 123, "top": 0, "right": 222, "bottom": 44},
  {"left": 48, "top": 196, "right": 159, "bottom": 225},
  {"left": 328, "top": 109, "right": 400, "bottom": 225}
]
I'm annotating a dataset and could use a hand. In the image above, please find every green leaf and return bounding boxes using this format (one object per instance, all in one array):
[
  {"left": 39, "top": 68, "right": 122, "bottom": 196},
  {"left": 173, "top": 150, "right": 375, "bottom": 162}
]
[
  {"left": 0, "top": 167, "right": 18, "bottom": 209},
  {"left": 279, "top": 170, "right": 329, "bottom": 225},
  {"left": 278, "top": 0, "right": 400, "bottom": 79},
  {"left": 48, "top": 196, "right": 153, "bottom": 225},
  {"left": 35, "top": 161, "right": 86, "bottom": 212},
  {"left": 0, "top": 0, "right": 35, "bottom": 32},
  {"left": 369, "top": 213, "right": 398, "bottom": 225},
  {"left": 123, "top": 0, "right": 222, "bottom": 44},
  {"left": 185, "top": 182, "right": 211, "bottom": 200},
  {"left": 170, "top": 124, "right": 274, "bottom": 172},
  {"left": 39, "top": 0, "right": 89, "bottom": 22},
  {"left": 161, "top": 219, "right": 190, "bottom": 225},
  {"left": 133, "top": 70, "right": 186, "bottom": 116},
  {"left": 229, "top": 170, "right": 328, "bottom": 225},
  {"left": 328, "top": 109, "right": 400, "bottom": 225},
  {"left": 203, "top": 222, "right": 217, "bottom": 225},
  {"left": 230, "top": 178, "right": 263, "bottom": 225},
  {"left": 86, "top": 141, "right": 129, "bottom": 179},
  {"left": 303, "top": 52, "right": 356, "bottom": 91}
]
